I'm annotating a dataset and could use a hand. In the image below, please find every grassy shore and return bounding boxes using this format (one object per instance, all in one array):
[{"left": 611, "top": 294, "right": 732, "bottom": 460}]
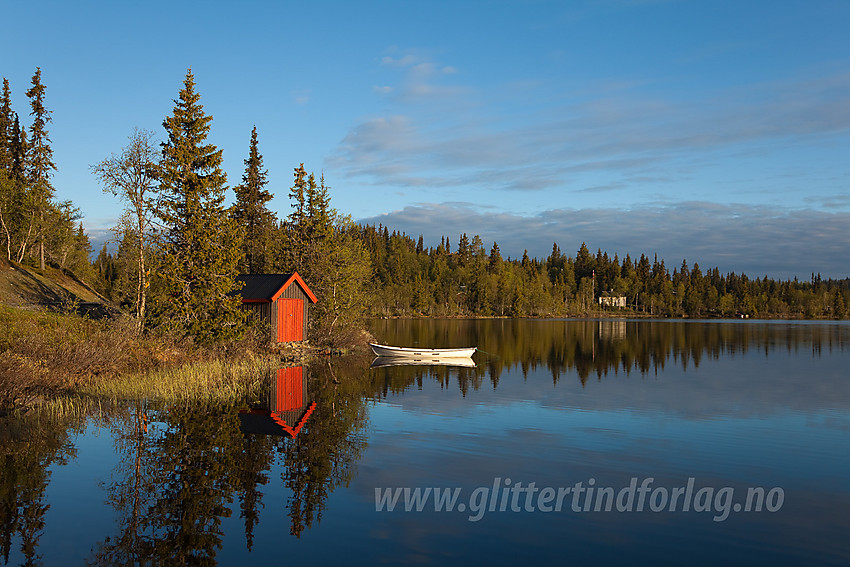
[
  {"left": 80, "top": 356, "right": 276, "bottom": 405},
  {"left": 0, "top": 304, "right": 291, "bottom": 413}
]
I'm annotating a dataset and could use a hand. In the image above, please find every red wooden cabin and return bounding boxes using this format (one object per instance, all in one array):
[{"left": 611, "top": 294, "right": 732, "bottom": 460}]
[{"left": 235, "top": 273, "right": 318, "bottom": 343}]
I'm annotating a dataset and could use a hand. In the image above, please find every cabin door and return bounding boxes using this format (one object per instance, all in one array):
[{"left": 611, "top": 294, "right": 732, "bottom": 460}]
[{"left": 276, "top": 298, "right": 304, "bottom": 342}]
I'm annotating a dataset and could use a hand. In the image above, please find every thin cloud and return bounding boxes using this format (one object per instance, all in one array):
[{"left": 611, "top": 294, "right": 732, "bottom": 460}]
[
  {"left": 380, "top": 54, "right": 421, "bottom": 67},
  {"left": 292, "top": 88, "right": 311, "bottom": 105},
  {"left": 330, "top": 65, "right": 850, "bottom": 198},
  {"left": 375, "top": 48, "right": 470, "bottom": 105},
  {"left": 805, "top": 193, "right": 850, "bottom": 210}
]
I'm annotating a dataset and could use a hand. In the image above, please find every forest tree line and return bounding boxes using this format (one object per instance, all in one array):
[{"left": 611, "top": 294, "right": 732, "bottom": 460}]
[
  {"left": 358, "top": 230, "right": 849, "bottom": 319},
  {"left": 0, "top": 70, "right": 92, "bottom": 278},
  {"left": 2, "top": 68, "right": 847, "bottom": 352}
]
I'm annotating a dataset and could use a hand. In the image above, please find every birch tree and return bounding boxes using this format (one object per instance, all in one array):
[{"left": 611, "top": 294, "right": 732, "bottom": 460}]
[{"left": 92, "top": 128, "right": 160, "bottom": 327}]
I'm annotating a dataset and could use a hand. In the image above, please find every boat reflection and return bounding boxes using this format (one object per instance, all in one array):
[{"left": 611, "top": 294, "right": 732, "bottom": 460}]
[{"left": 370, "top": 356, "right": 476, "bottom": 368}]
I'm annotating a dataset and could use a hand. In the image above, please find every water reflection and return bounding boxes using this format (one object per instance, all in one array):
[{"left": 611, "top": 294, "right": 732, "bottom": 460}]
[
  {"left": 0, "top": 413, "right": 80, "bottom": 565},
  {"left": 239, "top": 367, "right": 317, "bottom": 438},
  {"left": 369, "top": 318, "right": 850, "bottom": 385},
  {"left": 0, "top": 321, "right": 848, "bottom": 565},
  {"left": 90, "top": 400, "right": 245, "bottom": 564},
  {"left": 86, "top": 359, "right": 372, "bottom": 564},
  {"left": 370, "top": 357, "right": 476, "bottom": 368}
]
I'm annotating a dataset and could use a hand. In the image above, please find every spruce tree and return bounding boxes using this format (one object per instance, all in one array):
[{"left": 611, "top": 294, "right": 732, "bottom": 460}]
[
  {"left": 1, "top": 113, "right": 29, "bottom": 262},
  {"left": 25, "top": 68, "right": 56, "bottom": 270},
  {"left": 488, "top": 242, "right": 502, "bottom": 273},
  {"left": 306, "top": 172, "right": 332, "bottom": 242},
  {"left": 575, "top": 242, "right": 594, "bottom": 281},
  {"left": 9, "top": 117, "right": 30, "bottom": 262},
  {"left": 276, "top": 165, "right": 371, "bottom": 344},
  {"left": 153, "top": 69, "right": 244, "bottom": 344},
  {"left": 0, "top": 79, "right": 33, "bottom": 263},
  {"left": 232, "top": 126, "right": 274, "bottom": 273},
  {"left": 10, "top": 115, "right": 26, "bottom": 182},
  {"left": 283, "top": 163, "right": 309, "bottom": 270},
  {"left": 0, "top": 78, "right": 12, "bottom": 172},
  {"left": 0, "top": 79, "right": 14, "bottom": 258}
]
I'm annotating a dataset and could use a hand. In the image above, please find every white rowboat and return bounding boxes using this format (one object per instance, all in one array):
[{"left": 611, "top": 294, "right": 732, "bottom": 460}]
[{"left": 369, "top": 343, "right": 477, "bottom": 358}]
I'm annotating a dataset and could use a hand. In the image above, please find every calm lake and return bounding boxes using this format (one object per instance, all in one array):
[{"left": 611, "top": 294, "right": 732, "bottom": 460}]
[{"left": 2, "top": 319, "right": 849, "bottom": 565}]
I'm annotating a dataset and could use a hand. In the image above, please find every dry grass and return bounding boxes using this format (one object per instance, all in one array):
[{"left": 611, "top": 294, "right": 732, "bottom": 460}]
[
  {"left": 0, "top": 306, "right": 153, "bottom": 408},
  {"left": 29, "top": 394, "right": 101, "bottom": 421},
  {"left": 30, "top": 356, "right": 277, "bottom": 421},
  {"left": 80, "top": 356, "right": 276, "bottom": 405},
  {"left": 0, "top": 304, "right": 276, "bottom": 412}
]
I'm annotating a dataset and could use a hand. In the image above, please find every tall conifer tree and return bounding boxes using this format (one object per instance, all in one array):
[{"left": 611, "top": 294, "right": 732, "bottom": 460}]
[
  {"left": 0, "top": 78, "right": 12, "bottom": 172},
  {"left": 0, "top": 79, "right": 14, "bottom": 258},
  {"left": 154, "top": 69, "right": 244, "bottom": 344},
  {"left": 276, "top": 163, "right": 311, "bottom": 273},
  {"left": 1, "top": 114, "right": 29, "bottom": 261},
  {"left": 232, "top": 126, "right": 274, "bottom": 273},
  {"left": 10, "top": 115, "right": 27, "bottom": 182},
  {"left": 25, "top": 68, "right": 56, "bottom": 270},
  {"left": 306, "top": 172, "right": 332, "bottom": 241}
]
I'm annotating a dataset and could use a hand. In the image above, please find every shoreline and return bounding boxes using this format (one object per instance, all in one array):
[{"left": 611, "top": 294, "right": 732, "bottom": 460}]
[{"left": 368, "top": 313, "right": 846, "bottom": 321}]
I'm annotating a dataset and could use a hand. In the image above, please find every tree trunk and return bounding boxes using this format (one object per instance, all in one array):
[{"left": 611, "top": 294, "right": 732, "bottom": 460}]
[
  {"left": 0, "top": 210, "right": 11, "bottom": 261},
  {"left": 15, "top": 215, "right": 33, "bottom": 263},
  {"left": 137, "top": 235, "right": 146, "bottom": 329},
  {"left": 38, "top": 208, "right": 46, "bottom": 270}
]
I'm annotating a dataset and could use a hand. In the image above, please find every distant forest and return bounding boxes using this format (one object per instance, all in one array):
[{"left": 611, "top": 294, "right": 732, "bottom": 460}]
[{"left": 357, "top": 227, "right": 848, "bottom": 319}]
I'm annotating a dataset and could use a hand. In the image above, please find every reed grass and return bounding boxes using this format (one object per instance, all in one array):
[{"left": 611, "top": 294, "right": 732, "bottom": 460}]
[
  {"left": 2, "top": 303, "right": 282, "bottom": 413},
  {"left": 78, "top": 355, "right": 277, "bottom": 406},
  {"left": 30, "top": 394, "right": 99, "bottom": 421}
]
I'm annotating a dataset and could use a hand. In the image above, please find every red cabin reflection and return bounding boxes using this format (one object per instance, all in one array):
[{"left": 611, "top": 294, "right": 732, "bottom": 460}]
[{"left": 239, "top": 366, "right": 316, "bottom": 438}]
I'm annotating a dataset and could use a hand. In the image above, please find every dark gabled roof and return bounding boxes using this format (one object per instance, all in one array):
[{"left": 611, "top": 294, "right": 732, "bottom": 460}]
[{"left": 234, "top": 273, "right": 318, "bottom": 303}]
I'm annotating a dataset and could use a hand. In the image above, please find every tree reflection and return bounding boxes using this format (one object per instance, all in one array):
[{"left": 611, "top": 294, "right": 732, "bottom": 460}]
[
  {"left": 2, "top": 321, "right": 848, "bottom": 562},
  {"left": 233, "top": 431, "right": 276, "bottom": 552},
  {"left": 368, "top": 318, "right": 850, "bottom": 389},
  {"left": 89, "top": 403, "right": 157, "bottom": 566},
  {"left": 90, "top": 400, "right": 248, "bottom": 565},
  {"left": 276, "top": 360, "right": 369, "bottom": 537},
  {"left": 0, "top": 413, "right": 79, "bottom": 566},
  {"left": 88, "top": 358, "right": 374, "bottom": 561},
  {"left": 141, "top": 404, "right": 243, "bottom": 564}
]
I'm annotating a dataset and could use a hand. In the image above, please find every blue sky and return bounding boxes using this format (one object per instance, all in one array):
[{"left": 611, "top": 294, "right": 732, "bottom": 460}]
[{"left": 2, "top": 0, "right": 848, "bottom": 278}]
